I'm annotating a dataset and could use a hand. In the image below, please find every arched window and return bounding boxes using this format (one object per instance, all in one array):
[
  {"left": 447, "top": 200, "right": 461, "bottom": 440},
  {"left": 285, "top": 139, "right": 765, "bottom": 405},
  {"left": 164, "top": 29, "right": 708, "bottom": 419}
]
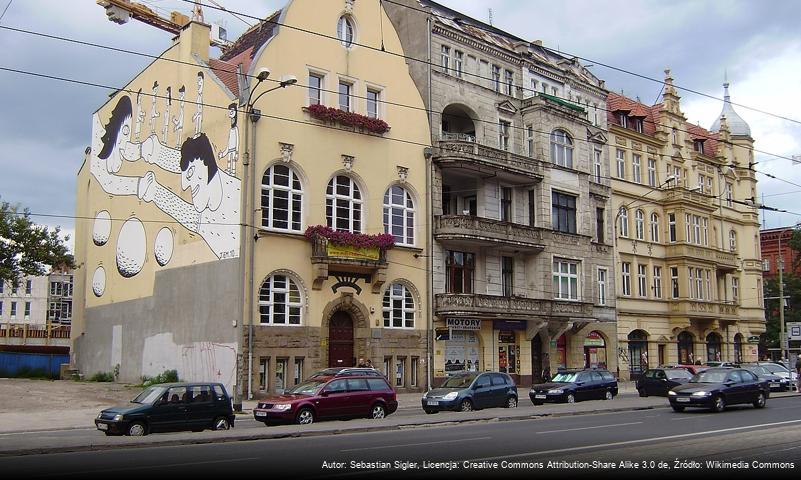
[
  {"left": 383, "top": 185, "right": 415, "bottom": 246},
  {"left": 706, "top": 332, "right": 722, "bottom": 362},
  {"left": 677, "top": 331, "right": 694, "bottom": 364},
  {"left": 550, "top": 129, "right": 573, "bottom": 168},
  {"left": 618, "top": 207, "right": 629, "bottom": 238},
  {"left": 650, "top": 213, "right": 660, "bottom": 243},
  {"left": 326, "top": 175, "right": 362, "bottom": 232},
  {"left": 627, "top": 330, "right": 649, "bottom": 377},
  {"left": 635, "top": 209, "right": 645, "bottom": 240},
  {"left": 382, "top": 283, "right": 415, "bottom": 329},
  {"left": 733, "top": 334, "right": 743, "bottom": 364},
  {"left": 261, "top": 164, "right": 303, "bottom": 232},
  {"left": 729, "top": 230, "right": 737, "bottom": 252},
  {"left": 259, "top": 274, "right": 303, "bottom": 325},
  {"left": 337, "top": 16, "right": 354, "bottom": 48}
]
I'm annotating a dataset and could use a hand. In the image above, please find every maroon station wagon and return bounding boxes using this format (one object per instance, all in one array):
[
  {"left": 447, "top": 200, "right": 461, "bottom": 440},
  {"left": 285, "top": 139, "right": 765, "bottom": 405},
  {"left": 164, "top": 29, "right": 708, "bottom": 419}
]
[{"left": 253, "top": 375, "right": 398, "bottom": 425}]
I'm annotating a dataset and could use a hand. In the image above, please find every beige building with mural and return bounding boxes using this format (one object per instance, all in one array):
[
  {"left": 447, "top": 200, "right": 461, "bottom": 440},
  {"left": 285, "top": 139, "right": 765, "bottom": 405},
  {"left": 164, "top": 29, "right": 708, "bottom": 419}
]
[
  {"left": 609, "top": 71, "right": 765, "bottom": 381},
  {"left": 74, "top": 0, "right": 431, "bottom": 399}
]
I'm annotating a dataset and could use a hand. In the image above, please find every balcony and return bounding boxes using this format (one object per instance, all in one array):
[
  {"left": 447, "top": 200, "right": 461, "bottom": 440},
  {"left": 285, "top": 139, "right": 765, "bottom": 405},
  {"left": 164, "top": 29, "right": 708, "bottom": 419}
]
[
  {"left": 434, "top": 293, "right": 594, "bottom": 321},
  {"left": 0, "top": 324, "right": 71, "bottom": 347},
  {"left": 665, "top": 243, "right": 740, "bottom": 271},
  {"left": 662, "top": 185, "right": 715, "bottom": 211},
  {"left": 309, "top": 235, "right": 387, "bottom": 293},
  {"left": 434, "top": 139, "right": 545, "bottom": 182},
  {"left": 669, "top": 300, "right": 740, "bottom": 321},
  {"left": 520, "top": 93, "right": 587, "bottom": 121},
  {"left": 434, "top": 215, "right": 546, "bottom": 252}
]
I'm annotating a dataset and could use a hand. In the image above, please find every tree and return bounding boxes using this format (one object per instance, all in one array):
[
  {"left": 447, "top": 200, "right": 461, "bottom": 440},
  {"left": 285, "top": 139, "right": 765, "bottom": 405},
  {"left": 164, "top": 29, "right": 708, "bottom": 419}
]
[
  {"left": 763, "top": 226, "right": 801, "bottom": 354},
  {"left": 0, "top": 199, "right": 74, "bottom": 286}
]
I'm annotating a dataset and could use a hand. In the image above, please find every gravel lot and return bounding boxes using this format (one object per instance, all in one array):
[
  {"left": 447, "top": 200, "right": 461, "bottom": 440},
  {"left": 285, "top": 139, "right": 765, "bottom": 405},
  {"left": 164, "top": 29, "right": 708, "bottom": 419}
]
[{"left": 0, "top": 378, "right": 141, "bottom": 413}]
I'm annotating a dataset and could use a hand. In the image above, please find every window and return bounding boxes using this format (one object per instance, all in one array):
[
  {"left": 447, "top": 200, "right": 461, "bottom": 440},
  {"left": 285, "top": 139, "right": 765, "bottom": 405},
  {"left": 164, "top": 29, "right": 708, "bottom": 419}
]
[
  {"left": 598, "top": 268, "right": 607, "bottom": 305},
  {"left": 446, "top": 251, "right": 474, "bottom": 294},
  {"left": 504, "top": 70, "right": 514, "bottom": 96},
  {"left": 618, "top": 207, "right": 629, "bottom": 238},
  {"left": 24, "top": 301, "right": 31, "bottom": 318},
  {"left": 634, "top": 209, "right": 645, "bottom": 240},
  {"left": 552, "top": 191, "right": 577, "bottom": 234},
  {"left": 259, "top": 275, "right": 303, "bottom": 325},
  {"left": 593, "top": 149, "right": 602, "bottom": 182},
  {"left": 383, "top": 185, "right": 415, "bottom": 246},
  {"left": 410, "top": 357, "right": 419, "bottom": 387},
  {"left": 697, "top": 173, "right": 706, "bottom": 194},
  {"left": 672, "top": 127, "right": 678, "bottom": 145},
  {"left": 528, "top": 189, "right": 536, "bottom": 226},
  {"left": 366, "top": 89, "right": 380, "bottom": 119},
  {"left": 10, "top": 301, "right": 16, "bottom": 318},
  {"left": 337, "top": 16, "right": 354, "bottom": 48},
  {"left": 25, "top": 280, "right": 32, "bottom": 295},
  {"left": 668, "top": 213, "right": 677, "bottom": 242},
  {"left": 650, "top": 213, "right": 659, "bottom": 242},
  {"left": 618, "top": 113, "right": 628, "bottom": 128},
  {"left": 441, "top": 45, "right": 450, "bottom": 73},
  {"left": 647, "top": 158, "right": 656, "bottom": 186},
  {"left": 550, "top": 130, "right": 573, "bottom": 168},
  {"left": 616, "top": 149, "right": 626, "bottom": 179},
  {"left": 502, "top": 256, "right": 514, "bottom": 297},
  {"left": 729, "top": 230, "right": 737, "bottom": 252},
  {"left": 694, "top": 140, "right": 704, "bottom": 153},
  {"left": 637, "top": 264, "right": 647, "bottom": 297},
  {"left": 500, "top": 186, "right": 513, "bottom": 222},
  {"left": 0, "top": 301, "right": 3, "bottom": 316},
  {"left": 383, "top": 283, "right": 415, "bottom": 328},
  {"left": 670, "top": 267, "right": 679, "bottom": 298},
  {"left": 395, "top": 358, "right": 406, "bottom": 387},
  {"left": 726, "top": 182, "right": 733, "bottom": 207},
  {"left": 703, "top": 218, "right": 708, "bottom": 246},
  {"left": 632, "top": 154, "right": 642, "bottom": 183},
  {"left": 596, "top": 208, "right": 605, "bottom": 243},
  {"left": 634, "top": 118, "right": 644, "bottom": 133},
  {"left": 653, "top": 266, "right": 662, "bottom": 298},
  {"left": 454, "top": 50, "right": 463, "bottom": 77},
  {"left": 621, "top": 262, "right": 631, "bottom": 296},
  {"left": 492, "top": 65, "right": 501, "bottom": 92},
  {"left": 0, "top": 282, "right": 3, "bottom": 294},
  {"left": 49, "top": 281, "right": 60, "bottom": 296},
  {"left": 551, "top": 86, "right": 558, "bottom": 96},
  {"left": 48, "top": 302, "right": 59, "bottom": 321},
  {"left": 261, "top": 164, "right": 303, "bottom": 232},
  {"left": 541, "top": 82, "right": 548, "bottom": 93},
  {"left": 527, "top": 125, "right": 534, "bottom": 158},
  {"left": 338, "top": 81, "right": 352, "bottom": 112},
  {"left": 732, "top": 277, "right": 740, "bottom": 304},
  {"left": 553, "top": 260, "right": 579, "bottom": 300},
  {"left": 326, "top": 175, "right": 362, "bottom": 232},
  {"left": 308, "top": 73, "right": 323, "bottom": 105},
  {"left": 498, "top": 120, "right": 511, "bottom": 151}
]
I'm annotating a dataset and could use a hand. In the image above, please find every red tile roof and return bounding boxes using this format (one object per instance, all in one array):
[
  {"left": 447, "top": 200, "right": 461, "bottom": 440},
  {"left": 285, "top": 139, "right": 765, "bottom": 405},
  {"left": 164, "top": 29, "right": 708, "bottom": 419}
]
[
  {"left": 219, "top": 11, "right": 280, "bottom": 78},
  {"left": 209, "top": 58, "right": 239, "bottom": 98}
]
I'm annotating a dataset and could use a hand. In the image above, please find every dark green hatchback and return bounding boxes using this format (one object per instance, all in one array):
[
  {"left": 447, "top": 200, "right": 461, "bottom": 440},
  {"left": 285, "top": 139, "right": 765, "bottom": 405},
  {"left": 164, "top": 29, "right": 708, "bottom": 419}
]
[{"left": 95, "top": 382, "right": 235, "bottom": 436}]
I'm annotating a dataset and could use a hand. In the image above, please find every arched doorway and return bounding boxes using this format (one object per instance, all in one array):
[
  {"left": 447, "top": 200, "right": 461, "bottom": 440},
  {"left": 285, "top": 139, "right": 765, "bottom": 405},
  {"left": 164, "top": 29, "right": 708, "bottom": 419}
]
[
  {"left": 531, "top": 333, "right": 544, "bottom": 384},
  {"left": 584, "top": 331, "right": 607, "bottom": 369},
  {"left": 677, "top": 331, "right": 695, "bottom": 364},
  {"left": 328, "top": 311, "right": 354, "bottom": 367},
  {"left": 441, "top": 104, "right": 477, "bottom": 141},
  {"left": 733, "top": 334, "right": 744, "bottom": 363},
  {"left": 706, "top": 332, "right": 722, "bottom": 362},
  {"left": 627, "top": 330, "right": 649, "bottom": 379}
]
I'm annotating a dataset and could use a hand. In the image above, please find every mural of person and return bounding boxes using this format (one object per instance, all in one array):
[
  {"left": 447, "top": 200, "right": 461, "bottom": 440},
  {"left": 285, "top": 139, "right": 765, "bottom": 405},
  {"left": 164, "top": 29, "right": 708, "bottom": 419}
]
[
  {"left": 192, "top": 72, "right": 203, "bottom": 135},
  {"left": 148, "top": 81, "right": 160, "bottom": 135},
  {"left": 218, "top": 102, "right": 239, "bottom": 175},
  {"left": 173, "top": 85, "right": 185, "bottom": 148},
  {"left": 92, "top": 95, "right": 143, "bottom": 183},
  {"left": 137, "top": 133, "right": 240, "bottom": 259},
  {"left": 134, "top": 88, "right": 144, "bottom": 142},
  {"left": 161, "top": 86, "right": 172, "bottom": 145}
]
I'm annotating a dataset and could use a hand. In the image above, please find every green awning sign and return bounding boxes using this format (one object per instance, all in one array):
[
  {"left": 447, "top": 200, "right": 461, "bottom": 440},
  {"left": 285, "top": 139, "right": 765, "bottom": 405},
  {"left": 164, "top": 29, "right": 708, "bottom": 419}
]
[{"left": 747, "top": 336, "right": 760, "bottom": 344}]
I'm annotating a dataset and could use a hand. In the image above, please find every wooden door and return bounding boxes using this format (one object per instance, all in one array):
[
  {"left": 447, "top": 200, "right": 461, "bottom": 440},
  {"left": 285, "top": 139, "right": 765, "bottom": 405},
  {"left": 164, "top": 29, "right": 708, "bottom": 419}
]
[
  {"left": 531, "top": 334, "right": 543, "bottom": 385},
  {"left": 328, "top": 311, "right": 354, "bottom": 368}
]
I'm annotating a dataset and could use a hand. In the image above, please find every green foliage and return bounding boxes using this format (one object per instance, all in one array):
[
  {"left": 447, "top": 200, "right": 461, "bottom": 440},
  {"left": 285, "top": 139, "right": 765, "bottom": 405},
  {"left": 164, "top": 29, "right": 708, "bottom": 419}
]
[
  {"left": 89, "top": 371, "right": 115, "bottom": 382},
  {"left": 0, "top": 366, "right": 56, "bottom": 380},
  {"left": 140, "top": 369, "right": 180, "bottom": 387},
  {"left": 0, "top": 198, "right": 74, "bottom": 286}
]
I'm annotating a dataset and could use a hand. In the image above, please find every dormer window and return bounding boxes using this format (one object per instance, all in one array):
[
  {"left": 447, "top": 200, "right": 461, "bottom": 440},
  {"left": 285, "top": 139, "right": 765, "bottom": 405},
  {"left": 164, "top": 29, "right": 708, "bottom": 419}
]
[
  {"left": 694, "top": 140, "right": 705, "bottom": 153},
  {"left": 633, "top": 118, "right": 644, "bottom": 133},
  {"left": 618, "top": 113, "right": 628, "bottom": 128}
]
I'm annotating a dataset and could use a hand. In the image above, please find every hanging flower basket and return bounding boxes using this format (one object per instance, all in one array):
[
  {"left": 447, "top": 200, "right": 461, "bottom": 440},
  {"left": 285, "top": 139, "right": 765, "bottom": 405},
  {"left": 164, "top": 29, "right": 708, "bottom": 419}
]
[{"left": 305, "top": 104, "right": 391, "bottom": 134}]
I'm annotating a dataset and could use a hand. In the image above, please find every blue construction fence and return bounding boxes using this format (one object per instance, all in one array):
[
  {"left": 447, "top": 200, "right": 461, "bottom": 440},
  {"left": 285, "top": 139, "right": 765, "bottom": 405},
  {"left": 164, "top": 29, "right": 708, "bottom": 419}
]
[{"left": 0, "top": 352, "right": 70, "bottom": 378}]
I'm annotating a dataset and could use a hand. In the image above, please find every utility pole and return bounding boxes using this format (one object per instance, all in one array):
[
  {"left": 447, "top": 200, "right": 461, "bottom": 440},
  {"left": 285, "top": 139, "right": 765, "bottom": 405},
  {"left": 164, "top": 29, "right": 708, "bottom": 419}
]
[{"left": 779, "top": 231, "right": 787, "bottom": 362}]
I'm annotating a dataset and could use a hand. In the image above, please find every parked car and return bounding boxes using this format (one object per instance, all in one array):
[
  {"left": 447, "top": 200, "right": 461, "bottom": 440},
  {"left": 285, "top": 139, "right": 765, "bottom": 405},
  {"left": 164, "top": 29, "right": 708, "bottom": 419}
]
[
  {"left": 529, "top": 368, "right": 618, "bottom": 405},
  {"left": 636, "top": 368, "right": 693, "bottom": 397},
  {"left": 745, "top": 362, "right": 797, "bottom": 390},
  {"left": 704, "top": 361, "right": 739, "bottom": 368},
  {"left": 661, "top": 364, "right": 709, "bottom": 375},
  {"left": 421, "top": 372, "right": 517, "bottom": 413},
  {"left": 308, "top": 367, "right": 384, "bottom": 379},
  {"left": 668, "top": 367, "right": 770, "bottom": 413},
  {"left": 253, "top": 375, "right": 397, "bottom": 425},
  {"left": 94, "top": 382, "right": 235, "bottom": 436},
  {"left": 740, "top": 364, "right": 790, "bottom": 391}
]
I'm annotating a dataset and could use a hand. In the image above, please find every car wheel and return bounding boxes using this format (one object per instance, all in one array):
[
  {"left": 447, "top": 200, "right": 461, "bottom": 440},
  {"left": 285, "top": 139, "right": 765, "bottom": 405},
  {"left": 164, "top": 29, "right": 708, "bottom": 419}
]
[
  {"left": 212, "top": 417, "right": 230, "bottom": 431},
  {"left": 423, "top": 408, "right": 438, "bottom": 414},
  {"left": 295, "top": 407, "right": 315, "bottom": 425},
  {"left": 753, "top": 392, "right": 766, "bottom": 409},
  {"left": 604, "top": 390, "right": 614, "bottom": 401},
  {"left": 506, "top": 396, "right": 518, "bottom": 408},
  {"left": 566, "top": 393, "right": 575, "bottom": 404},
  {"left": 459, "top": 399, "right": 474, "bottom": 412},
  {"left": 638, "top": 388, "right": 648, "bottom": 398},
  {"left": 370, "top": 404, "right": 386, "bottom": 419},
  {"left": 711, "top": 395, "right": 726, "bottom": 413},
  {"left": 671, "top": 405, "right": 685, "bottom": 413},
  {"left": 126, "top": 421, "right": 146, "bottom": 437}
]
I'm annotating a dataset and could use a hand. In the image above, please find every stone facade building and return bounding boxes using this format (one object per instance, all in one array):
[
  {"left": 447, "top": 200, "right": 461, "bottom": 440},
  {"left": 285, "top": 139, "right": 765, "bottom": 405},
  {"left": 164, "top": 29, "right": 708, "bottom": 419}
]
[{"left": 386, "top": 0, "right": 617, "bottom": 386}]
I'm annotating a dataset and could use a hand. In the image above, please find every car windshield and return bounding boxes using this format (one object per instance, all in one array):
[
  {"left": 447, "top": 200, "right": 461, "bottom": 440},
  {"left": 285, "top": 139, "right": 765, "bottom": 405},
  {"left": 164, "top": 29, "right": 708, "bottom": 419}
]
[
  {"left": 551, "top": 372, "right": 579, "bottom": 383},
  {"left": 744, "top": 366, "right": 769, "bottom": 375},
  {"left": 132, "top": 386, "right": 165, "bottom": 404},
  {"left": 310, "top": 368, "right": 341, "bottom": 378},
  {"left": 691, "top": 370, "right": 729, "bottom": 384},
  {"left": 285, "top": 380, "right": 327, "bottom": 395},
  {"left": 666, "top": 369, "right": 691, "bottom": 379},
  {"left": 763, "top": 364, "right": 787, "bottom": 374},
  {"left": 440, "top": 374, "right": 478, "bottom": 388}
]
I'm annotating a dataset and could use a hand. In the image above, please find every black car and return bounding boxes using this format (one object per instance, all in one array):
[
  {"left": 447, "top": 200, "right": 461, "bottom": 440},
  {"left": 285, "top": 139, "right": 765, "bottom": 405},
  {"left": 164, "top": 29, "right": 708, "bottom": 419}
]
[
  {"left": 95, "top": 382, "right": 235, "bottom": 436},
  {"left": 636, "top": 368, "right": 693, "bottom": 397},
  {"left": 421, "top": 372, "right": 517, "bottom": 413},
  {"left": 309, "top": 367, "right": 384, "bottom": 379},
  {"left": 740, "top": 364, "right": 789, "bottom": 391},
  {"left": 668, "top": 367, "right": 770, "bottom": 413},
  {"left": 529, "top": 368, "right": 618, "bottom": 405}
]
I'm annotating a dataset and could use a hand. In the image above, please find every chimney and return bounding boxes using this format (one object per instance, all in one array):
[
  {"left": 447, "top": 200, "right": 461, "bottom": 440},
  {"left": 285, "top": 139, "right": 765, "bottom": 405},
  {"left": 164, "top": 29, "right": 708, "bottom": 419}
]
[{"left": 179, "top": 20, "right": 210, "bottom": 63}]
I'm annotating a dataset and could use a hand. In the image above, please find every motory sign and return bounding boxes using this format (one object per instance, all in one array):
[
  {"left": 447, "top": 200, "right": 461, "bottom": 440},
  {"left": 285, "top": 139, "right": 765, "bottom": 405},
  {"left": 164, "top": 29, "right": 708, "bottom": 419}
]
[{"left": 446, "top": 318, "right": 482, "bottom": 330}]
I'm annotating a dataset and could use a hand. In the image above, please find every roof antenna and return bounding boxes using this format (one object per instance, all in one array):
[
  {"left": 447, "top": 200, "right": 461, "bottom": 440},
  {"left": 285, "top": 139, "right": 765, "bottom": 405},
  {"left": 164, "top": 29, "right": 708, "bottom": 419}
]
[{"left": 488, "top": 8, "right": 493, "bottom": 26}]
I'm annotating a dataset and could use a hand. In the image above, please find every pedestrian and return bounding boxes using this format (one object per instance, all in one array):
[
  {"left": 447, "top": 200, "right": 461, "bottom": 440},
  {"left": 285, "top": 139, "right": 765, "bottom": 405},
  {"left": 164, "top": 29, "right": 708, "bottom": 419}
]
[
  {"left": 366, "top": 359, "right": 374, "bottom": 369},
  {"left": 688, "top": 352, "right": 694, "bottom": 365},
  {"left": 640, "top": 351, "right": 648, "bottom": 370},
  {"left": 715, "top": 351, "right": 721, "bottom": 362},
  {"left": 357, "top": 357, "right": 367, "bottom": 368},
  {"left": 795, "top": 356, "right": 801, "bottom": 392}
]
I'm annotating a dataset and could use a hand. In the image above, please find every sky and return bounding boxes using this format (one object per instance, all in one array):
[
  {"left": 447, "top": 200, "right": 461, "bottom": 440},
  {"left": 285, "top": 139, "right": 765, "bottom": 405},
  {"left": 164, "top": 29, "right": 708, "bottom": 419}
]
[{"left": 1, "top": 0, "right": 800, "bottom": 253}]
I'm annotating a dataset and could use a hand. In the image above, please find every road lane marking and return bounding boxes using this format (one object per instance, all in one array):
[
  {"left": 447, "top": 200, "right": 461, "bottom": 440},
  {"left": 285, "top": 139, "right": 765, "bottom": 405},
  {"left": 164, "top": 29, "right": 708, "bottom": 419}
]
[
  {"left": 340, "top": 436, "right": 492, "bottom": 452},
  {"left": 536, "top": 422, "right": 642, "bottom": 434},
  {"left": 672, "top": 415, "right": 713, "bottom": 421}
]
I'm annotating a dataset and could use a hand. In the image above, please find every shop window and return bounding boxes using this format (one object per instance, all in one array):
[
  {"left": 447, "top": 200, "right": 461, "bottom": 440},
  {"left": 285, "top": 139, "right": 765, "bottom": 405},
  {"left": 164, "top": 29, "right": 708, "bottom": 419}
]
[
  {"left": 584, "top": 331, "right": 607, "bottom": 369},
  {"left": 293, "top": 358, "right": 304, "bottom": 385},
  {"left": 395, "top": 357, "right": 406, "bottom": 388},
  {"left": 258, "top": 357, "right": 269, "bottom": 391},
  {"left": 498, "top": 331, "right": 518, "bottom": 374},
  {"left": 383, "top": 357, "right": 392, "bottom": 378},
  {"left": 276, "top": 358, "right": 288, "bottom": 392},
  {"left": 444, "top": 330, "right": 481, "bottom": 375},
  {"left": 410, "top": 357, "right": 419, "bottom": 387}
]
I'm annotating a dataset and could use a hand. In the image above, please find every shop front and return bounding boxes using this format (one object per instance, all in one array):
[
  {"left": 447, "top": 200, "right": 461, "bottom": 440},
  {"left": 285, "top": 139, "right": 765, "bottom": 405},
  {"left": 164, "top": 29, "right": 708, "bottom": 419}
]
[
  {"left": 583, "top": 330, "right": 608, "bottom": 369},
  {"left": 494, "top": 320, "right": 525, "bottom": 385},
  {"left": 440, "top": 318, "right": 483, "bottom": 376}
]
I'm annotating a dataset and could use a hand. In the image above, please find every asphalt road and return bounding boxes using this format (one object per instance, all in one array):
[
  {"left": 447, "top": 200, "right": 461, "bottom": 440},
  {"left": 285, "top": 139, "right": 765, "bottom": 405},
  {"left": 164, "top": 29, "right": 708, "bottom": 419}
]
[{"left": 2, "top": 396, "right": 800, "bottom": 479}]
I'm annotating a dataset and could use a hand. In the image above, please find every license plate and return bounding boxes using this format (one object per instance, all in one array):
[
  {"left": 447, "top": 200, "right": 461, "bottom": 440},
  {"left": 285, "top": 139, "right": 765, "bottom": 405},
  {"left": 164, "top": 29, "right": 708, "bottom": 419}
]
[
  {"left": 255, "top": 411, "right": 267, "bottom": 417},
  {"left": 770, "top": 383, "right": 780, "bottom": 387},
  {"left": 675, "top": 397, "right": 690, "bottom": 403},
  {"left": 97, "top": 423, "right": 108, "bottom": 430},
  {"left": 535, "top": 394, "right": 546, "bottom": 399},
  {"left": 427, "top": 400, "right": 439, "bottom": 406}
]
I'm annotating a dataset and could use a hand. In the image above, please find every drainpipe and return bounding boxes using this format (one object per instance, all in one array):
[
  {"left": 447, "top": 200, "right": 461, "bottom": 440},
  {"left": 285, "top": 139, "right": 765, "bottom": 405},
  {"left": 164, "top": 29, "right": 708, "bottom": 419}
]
[
  {"left": 247, "top": 109, "right": 259, "bottom": 399},
  {"left": 236, "top": 97, "right": 251, "bottom": 412},
  {"left": 425, "top": 13, "right": 434, "bottom": 391}
]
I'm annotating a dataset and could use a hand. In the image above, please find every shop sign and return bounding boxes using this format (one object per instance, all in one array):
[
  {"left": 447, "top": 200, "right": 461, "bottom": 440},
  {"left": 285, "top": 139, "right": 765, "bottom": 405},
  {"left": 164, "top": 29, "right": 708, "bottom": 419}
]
[
  {"left": 446, "top": 318, "right": 482, "bottom": 331},
  {"left": 493, "top": 320, "right": 526, "bottom": 331},
  {"left": 787, "top": 323, "right": 801, "bottom": 341},
  {"left": 747, "top": 335, "right": 761, "bottom": 344},
  {"left": 498, "top": 330, "right": 516, "bottom": 344},
  {"left": 584, "top": 331, "right": 605, "bottom": 347},
  {"left": 326, "top": 243, "right": 380, "bottom": 261}
]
